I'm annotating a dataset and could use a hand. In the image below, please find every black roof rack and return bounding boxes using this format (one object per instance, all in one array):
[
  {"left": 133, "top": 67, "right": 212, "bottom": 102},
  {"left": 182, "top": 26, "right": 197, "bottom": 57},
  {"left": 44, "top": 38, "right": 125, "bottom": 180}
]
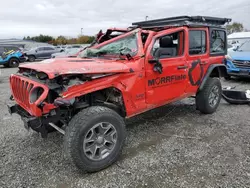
[{"left": 132, "top": 16, "right": 232, "bottom": 29}]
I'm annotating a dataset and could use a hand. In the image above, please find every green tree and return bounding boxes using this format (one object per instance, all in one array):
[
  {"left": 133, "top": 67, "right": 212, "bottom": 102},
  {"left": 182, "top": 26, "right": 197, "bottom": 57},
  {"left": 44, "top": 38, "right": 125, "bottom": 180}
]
[
  {"left": 30, "top": 34, "right": 54, "bottom": 43},
  {"left": 87, "top": 36, "right": 95, "bottom": 44},
  {"left": 226, "top": 22, "right": 244, "bottom": 34},
  {"left": 56, "top": 36, "right": 67, "bottom": 45}
]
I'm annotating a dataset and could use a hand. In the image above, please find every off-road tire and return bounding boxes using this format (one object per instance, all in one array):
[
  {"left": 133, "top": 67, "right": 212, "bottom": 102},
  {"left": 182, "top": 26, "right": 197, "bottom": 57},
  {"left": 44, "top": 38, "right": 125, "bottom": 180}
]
[
  {"left": 64, "top": 106, "right": 126, "bottom": 172},
  {"left": 8, "top": 58, "right": 19, "bottom": 68},
  {"left": 28, "top": 55, "right": 36, "bottom": 62},
  {"left": 196, "top": 77, "right": 222, "bottom": 114}
]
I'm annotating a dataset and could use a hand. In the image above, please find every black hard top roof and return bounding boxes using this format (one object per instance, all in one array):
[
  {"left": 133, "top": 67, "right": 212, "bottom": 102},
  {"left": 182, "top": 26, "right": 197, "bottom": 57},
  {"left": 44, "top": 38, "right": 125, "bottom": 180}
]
[{"left": 132, "top": 16, "right": 232, "bottom": 29}]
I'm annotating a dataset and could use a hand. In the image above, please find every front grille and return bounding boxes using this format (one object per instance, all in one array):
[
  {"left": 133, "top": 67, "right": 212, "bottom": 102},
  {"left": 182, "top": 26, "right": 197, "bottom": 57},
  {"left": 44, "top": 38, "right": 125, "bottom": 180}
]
[
  {"left": 233, "top": 60, "right": 250, "bottom": 69},
  {"left": 11, "top": 76, "right": 34, "bottom": 109},
  {"left": 10, "top": 75, "right": 49, "bottom": 116}
]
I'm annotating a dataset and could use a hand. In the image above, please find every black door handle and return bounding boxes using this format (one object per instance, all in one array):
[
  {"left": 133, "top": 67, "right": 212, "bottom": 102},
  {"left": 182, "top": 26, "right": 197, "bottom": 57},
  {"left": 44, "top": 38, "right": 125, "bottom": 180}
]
[{"left": 177, "top": 65, "right": 188, "bottom": 70}]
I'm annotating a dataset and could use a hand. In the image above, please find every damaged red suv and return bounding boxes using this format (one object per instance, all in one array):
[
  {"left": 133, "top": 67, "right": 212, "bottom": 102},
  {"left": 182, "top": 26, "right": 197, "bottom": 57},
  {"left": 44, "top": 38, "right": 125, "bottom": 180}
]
[{"left": 8, "top": 16, "right": 231, "bottom": 172}]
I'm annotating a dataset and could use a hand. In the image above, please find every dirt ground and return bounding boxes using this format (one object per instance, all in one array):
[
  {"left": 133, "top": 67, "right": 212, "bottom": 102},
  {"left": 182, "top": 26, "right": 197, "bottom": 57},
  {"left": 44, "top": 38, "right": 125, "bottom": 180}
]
[{"left": 1, "top": 65, "right": 250, "bottom": 188}]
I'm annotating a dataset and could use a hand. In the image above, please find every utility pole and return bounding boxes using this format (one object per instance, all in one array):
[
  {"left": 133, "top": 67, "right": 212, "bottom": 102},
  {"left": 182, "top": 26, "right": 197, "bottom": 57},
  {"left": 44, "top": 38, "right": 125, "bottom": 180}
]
[
  {"left": 81, "top": 28, "right": 83, "bottom": 36},
  {"left": 145, "top": 16, "right": 149, "bottom": 21}
]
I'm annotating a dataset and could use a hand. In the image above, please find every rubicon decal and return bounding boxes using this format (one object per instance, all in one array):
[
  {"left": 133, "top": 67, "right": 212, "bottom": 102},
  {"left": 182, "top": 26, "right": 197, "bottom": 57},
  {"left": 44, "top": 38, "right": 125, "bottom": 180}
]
[{"left": 148, "top": 74, "right": 186, "bottom": 87}]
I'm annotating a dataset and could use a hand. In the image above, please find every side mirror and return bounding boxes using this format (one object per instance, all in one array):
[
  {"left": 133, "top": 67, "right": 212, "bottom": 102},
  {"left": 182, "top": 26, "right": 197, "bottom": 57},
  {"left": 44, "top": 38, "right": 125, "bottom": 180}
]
[{"left": 148, "top": 59, "right": 163, "bottom": 74}]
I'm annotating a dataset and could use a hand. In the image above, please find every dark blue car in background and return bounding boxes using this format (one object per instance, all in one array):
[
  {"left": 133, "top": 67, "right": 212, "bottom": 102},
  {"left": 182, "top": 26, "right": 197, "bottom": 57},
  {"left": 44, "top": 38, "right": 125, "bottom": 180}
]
[{"left": 225, "top": 40, "right": 250, "bottom": 79}]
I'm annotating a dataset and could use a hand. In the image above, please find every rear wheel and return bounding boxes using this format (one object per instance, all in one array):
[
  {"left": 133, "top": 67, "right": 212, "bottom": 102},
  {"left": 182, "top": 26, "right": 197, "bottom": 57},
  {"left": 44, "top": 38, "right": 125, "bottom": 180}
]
[
  {"left": 28, "top": 55, "right": 36, "bottom": 62},
  {"left": 64, "top": 106, "right": 126, "bottom": 172},
  {"left": 8, "top": 58, "right": 19, "bottom": 68},
  {"left": 196, "top": 77, "right": 222, "bottom": 114}
]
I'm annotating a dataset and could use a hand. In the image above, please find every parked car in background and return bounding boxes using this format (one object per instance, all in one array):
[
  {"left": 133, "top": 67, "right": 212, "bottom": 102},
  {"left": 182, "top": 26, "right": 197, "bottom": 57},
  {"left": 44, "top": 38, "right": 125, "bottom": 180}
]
[
  {"left": 24, "top": 46, "right": 61, "bottom": 61},
  {"left": 0, "top": 45, "right": 26, "bottom": 67},
  {"left": 228, "top": 32, "right": 250, "bottom": 46},
  {"left": 54, "top": 46, "right": 64, "bottom": 52},
  {"left": 51, "top": 48, "right": 83, "bottom": 58},
  {"left": 225, "top": 40, "right": 250, "bottom": 79}
]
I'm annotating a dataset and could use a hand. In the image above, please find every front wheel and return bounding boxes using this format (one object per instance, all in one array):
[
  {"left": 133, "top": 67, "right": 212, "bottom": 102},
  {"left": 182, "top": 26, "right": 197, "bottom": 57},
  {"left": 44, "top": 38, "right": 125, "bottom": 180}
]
[
  {"left": 8, "top": 58, "right": 19, "bottom": 68},
  {"left": 196, "top": 77, "right": 222, "bottom": 114},
  {"left": 64, "top": 106, "right": 126, "bottom": 172}
]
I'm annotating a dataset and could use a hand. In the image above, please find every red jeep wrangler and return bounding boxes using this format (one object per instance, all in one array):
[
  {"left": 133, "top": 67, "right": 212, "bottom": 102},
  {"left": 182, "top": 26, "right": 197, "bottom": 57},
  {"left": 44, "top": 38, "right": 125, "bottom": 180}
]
[{"left": 8, "top": 16, "right": 231, "bottom": 172}]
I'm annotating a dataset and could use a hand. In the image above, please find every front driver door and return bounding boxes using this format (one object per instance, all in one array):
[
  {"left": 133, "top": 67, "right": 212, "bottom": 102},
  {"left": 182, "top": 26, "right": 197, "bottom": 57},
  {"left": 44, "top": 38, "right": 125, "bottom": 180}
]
[{"left": 145, "top": 28, "right": 189, "bottom": 105}]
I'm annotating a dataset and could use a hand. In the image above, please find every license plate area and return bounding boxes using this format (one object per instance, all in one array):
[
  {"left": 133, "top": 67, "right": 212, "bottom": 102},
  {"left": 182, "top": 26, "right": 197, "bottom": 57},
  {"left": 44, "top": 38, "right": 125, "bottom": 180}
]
[{"left": 239, "top": 70, "right": 249, "bottom": 75}]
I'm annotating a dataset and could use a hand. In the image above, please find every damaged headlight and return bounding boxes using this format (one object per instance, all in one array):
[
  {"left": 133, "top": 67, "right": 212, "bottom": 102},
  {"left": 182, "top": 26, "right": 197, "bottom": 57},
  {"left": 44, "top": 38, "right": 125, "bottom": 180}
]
[{"left": 30, "top": 87, "right": 44, "bottom": 103}]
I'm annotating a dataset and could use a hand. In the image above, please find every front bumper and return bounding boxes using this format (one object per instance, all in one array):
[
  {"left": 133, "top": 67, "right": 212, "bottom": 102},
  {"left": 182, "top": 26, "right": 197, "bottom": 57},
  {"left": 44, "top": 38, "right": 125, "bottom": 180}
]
[
  {"left": 227, "top": 68, "right": 250, "bottom": 77},
  {"left": 226, "top": 60, "right": 250, "bottom": 77},
  {"left": 8, "top": 104, "right": 61, "bottom": 138}
]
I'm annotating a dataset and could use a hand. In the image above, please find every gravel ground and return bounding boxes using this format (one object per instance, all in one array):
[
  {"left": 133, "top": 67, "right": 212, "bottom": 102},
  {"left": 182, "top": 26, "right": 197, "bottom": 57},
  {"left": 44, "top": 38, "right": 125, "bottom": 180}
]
[{"left": 1, "top": 66, "right": 250, "bottom": 188}]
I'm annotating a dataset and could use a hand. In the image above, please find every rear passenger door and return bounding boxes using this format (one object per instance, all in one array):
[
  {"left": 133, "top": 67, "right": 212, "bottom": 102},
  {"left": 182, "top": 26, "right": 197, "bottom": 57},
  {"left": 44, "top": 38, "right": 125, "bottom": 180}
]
[
  {"left": 36, "top": 47, "right": 46, "bottom": 59},
  {"left": 185, "top": 28, "right": 209, "bottom": 94},
  {"left": 44, "top": 47, "right": 56, "bottom": 58}
]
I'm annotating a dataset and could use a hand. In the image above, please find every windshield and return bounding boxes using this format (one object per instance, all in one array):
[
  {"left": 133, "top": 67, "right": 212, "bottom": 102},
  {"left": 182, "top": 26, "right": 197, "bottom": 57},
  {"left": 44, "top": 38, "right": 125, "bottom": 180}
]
[
  {"left": 79, "top": 33, "right": 138, "bottom": 59},
  {"left": 238, "top": 41, "right": 250, "bottom": 52}
]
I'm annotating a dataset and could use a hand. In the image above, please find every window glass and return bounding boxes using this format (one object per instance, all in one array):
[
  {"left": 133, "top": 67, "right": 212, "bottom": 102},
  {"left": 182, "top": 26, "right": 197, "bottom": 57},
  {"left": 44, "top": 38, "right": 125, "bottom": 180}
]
[
  {"left": 71, "top": 45, "right": 81, "bottom": 48},
  {"left": 152, "top": 31, "right": 184, "bottom": 59},
  {"left": 37, "top": 47, "right": 44, "bottom": 51},
  {"left": 189, "top": 30, "right": 206, "bottom": 55},
  {"left": 80, "top": 34, "right": 138, "bottom": 58},
  {"left": 210, "top": 30, "right": 226, "bottom": 54},
  {"left": 44, "top": 47, "right": 54, "bottom": 50},
  {"left": 237, "top": 41, "right": 250, "bottom": 52}
]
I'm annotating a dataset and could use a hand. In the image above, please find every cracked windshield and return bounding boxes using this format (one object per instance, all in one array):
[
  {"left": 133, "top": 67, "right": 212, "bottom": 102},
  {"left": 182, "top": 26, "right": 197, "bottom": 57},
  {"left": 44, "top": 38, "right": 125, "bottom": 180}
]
[{"left": 79, "top": 33, "right": 138, "bottom": 59}]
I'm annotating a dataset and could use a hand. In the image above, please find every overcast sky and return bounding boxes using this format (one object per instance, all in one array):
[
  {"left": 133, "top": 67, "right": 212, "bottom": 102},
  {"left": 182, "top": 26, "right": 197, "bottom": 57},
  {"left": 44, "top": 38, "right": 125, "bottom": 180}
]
[{"left": 0, "top": 0, "right": 249, "bottom": 39}]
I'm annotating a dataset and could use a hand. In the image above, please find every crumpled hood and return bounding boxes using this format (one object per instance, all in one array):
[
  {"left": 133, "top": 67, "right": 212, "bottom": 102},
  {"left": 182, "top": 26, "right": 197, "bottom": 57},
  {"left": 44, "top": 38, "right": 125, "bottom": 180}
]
[
  {"left": 229, "top": 51, "right": 250, "bottom": 61},
  {"left": 19, "top": 58, "right": 130, "bottom": 79}
]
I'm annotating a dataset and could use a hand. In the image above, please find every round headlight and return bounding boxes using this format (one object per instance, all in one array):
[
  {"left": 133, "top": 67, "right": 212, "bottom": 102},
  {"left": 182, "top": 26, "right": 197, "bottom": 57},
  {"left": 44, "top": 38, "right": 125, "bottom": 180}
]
[{"left": 30, "top": 87, "right": 44, "bottom": 103}]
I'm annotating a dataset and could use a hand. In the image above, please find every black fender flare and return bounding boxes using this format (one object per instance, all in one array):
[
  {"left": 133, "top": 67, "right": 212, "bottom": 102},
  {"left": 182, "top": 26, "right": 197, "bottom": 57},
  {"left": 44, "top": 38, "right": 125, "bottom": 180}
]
[{"left": 199, "top": 64, "right": 227, "bottom": 90}]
